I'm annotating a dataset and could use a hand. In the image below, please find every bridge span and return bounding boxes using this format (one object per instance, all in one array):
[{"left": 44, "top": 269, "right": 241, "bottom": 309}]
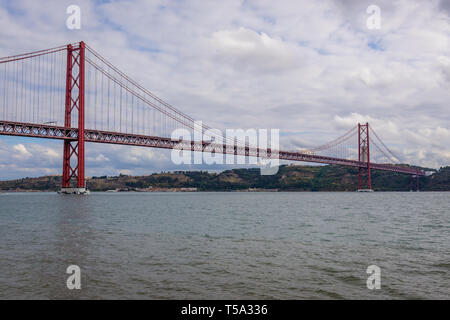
[{"left": 0, "top": 42, "right": 424, "bottom": 193}]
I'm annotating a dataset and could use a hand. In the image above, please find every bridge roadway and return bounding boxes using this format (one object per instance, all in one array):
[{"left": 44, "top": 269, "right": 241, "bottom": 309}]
[{"left": 0, "top": 120, "right": 425, "bottom": 176}]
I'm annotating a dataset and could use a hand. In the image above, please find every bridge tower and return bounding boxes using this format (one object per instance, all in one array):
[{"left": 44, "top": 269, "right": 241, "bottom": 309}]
[
  {"left": 60, "top": 41, "right": 87, "bottom": 194},
  {"left": 410, "top": 175, "right": 420, "bottom": 192},
  {"left": 357, "top": 122, "right": 372, "bottom": 191}
]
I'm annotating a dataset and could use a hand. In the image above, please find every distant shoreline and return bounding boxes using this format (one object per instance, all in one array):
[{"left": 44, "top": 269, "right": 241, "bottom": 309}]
[{"left": 2, "top": 189, "right": 448, "bottom": 193}]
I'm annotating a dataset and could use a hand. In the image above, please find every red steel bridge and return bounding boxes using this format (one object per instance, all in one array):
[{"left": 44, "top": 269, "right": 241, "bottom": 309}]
[{"left": 0, "top": 42, "right": 424, "bottom": 193}]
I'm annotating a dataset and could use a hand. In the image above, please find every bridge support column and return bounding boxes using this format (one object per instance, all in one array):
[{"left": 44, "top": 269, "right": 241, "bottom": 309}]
[
  {"left": 60, "top": 41, "right": 88, "bottom": 195},
  {"left": 357, "top": 122, "right": 372, "bottom": 192},
  {"left": 409, "top": 175, "right": 420, "bottom": 192}
]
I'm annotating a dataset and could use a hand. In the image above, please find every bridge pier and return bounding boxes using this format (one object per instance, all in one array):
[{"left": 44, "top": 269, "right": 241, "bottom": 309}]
[
  {"left": 409, "top": 175, "right": 420, "bottom": 192},
  {"left": 58, "top": 187, "right": 90, "bottom": 195}
]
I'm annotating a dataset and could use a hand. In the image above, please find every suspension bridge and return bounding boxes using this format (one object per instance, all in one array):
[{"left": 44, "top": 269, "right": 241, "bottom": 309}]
[{"left": 0, "top": 41, "right": 424, "bottom": 194}]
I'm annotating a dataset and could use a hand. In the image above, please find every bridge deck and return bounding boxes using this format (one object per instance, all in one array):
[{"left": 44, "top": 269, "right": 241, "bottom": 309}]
[{"left": 0, "top": 120, "right": 425, "bottom": 176}]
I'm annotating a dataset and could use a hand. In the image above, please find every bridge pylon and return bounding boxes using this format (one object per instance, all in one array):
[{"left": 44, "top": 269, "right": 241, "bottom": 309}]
[
  {"left": 410, "top": 175, "right": 420, "bottom": 192},
  {"left": 357, "top": 122, "right": 372, "bottom": 192},
  {"left": 60, "top": 41, "right": 88, "bottom": 195}
]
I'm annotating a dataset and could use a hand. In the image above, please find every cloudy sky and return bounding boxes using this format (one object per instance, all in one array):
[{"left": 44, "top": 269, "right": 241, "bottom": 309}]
[{"left": 0, "top": 0, "right": 449, "bottom": 179}]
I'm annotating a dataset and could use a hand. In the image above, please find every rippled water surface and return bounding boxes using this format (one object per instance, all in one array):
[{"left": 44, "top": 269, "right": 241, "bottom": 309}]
[{"left": 0, "top": 192, "right": 448, "bottom": 299}]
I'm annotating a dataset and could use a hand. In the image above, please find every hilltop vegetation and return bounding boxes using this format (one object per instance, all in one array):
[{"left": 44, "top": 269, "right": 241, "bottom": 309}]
[{"left": 0, "top": 165, "right": 448, "bottom": 192}]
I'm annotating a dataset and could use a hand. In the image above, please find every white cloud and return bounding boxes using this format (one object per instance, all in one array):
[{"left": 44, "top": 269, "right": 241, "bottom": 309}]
[
  {"left": 12, "top": 144, "right": 32, "bottom": 159},
  {"left": 211, "top": 27, "right": 299, "bottom": 73}
]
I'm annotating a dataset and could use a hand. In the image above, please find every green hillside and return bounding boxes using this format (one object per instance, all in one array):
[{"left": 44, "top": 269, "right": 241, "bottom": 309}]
[{"left": 0, "top": 165, "right": 448, "bottom": 192}]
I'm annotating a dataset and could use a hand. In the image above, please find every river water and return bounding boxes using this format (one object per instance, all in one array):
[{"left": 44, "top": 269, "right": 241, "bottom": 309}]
[{"left": 0, "top": 192, "right": 448, "bottom": 299}]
